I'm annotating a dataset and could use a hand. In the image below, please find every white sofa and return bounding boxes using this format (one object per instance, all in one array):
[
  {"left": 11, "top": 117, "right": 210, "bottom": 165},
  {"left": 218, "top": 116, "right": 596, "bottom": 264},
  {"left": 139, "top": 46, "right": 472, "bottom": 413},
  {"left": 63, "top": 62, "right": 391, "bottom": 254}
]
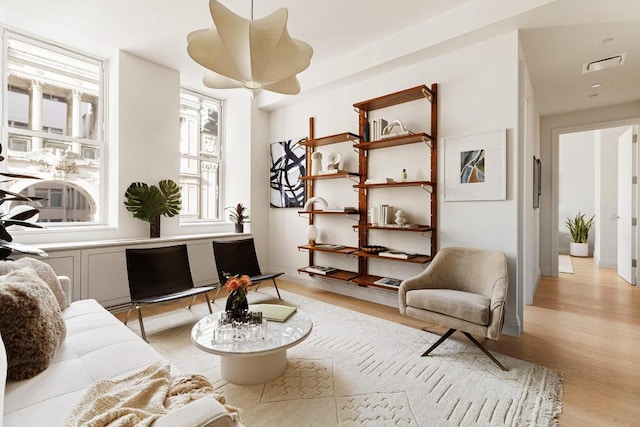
[{"left": 1, "top": 276, "right": 236, "bottom": 427}]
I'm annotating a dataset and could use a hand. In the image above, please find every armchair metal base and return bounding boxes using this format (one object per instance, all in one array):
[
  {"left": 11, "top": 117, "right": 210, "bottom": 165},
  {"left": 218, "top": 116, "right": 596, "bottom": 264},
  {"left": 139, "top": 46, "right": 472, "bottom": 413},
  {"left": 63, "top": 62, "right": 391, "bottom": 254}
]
[{"left": 422, "top": 328, "right": 508, "bottom": 371}]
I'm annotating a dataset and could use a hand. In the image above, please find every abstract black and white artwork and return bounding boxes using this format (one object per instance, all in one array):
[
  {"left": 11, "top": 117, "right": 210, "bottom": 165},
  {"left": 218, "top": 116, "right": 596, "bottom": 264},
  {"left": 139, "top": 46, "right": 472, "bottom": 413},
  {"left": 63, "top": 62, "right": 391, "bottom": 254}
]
[{"left": 270, "top": 138, "right": 306, "bottom": 208}]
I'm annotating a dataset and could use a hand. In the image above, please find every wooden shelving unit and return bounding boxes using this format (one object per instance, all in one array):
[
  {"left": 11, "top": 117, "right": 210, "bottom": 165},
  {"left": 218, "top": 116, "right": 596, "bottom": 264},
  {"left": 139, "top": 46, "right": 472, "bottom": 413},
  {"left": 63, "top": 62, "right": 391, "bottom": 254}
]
[{"left": 297, "top": 84, "right": 438, "bottom": 293}]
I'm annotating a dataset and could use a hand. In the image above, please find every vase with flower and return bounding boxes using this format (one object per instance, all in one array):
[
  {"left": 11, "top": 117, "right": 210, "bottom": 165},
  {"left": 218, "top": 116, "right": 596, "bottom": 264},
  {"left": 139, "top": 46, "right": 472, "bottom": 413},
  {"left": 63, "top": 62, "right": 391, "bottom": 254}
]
[{"left": 224, "top": 274, "right": 251, "bottom": 319}]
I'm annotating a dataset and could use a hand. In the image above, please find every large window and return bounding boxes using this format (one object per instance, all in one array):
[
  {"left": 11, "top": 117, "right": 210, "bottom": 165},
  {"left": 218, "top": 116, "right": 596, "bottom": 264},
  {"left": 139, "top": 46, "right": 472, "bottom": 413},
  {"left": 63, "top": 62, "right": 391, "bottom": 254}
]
[
  {"left": 1, "top": 30, "right": 106, "bottom": 225},
  {"left": 179, "top": 90, "right": 223, "bottom": 222}
]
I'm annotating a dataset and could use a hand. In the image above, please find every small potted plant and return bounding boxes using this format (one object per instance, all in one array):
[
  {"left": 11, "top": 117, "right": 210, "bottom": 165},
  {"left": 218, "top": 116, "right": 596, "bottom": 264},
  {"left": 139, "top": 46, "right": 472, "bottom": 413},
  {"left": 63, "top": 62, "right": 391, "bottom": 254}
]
[
  {"left": 565, "top": 212, "right": 595, "bottom": 257},
  {"left": 124, "top": 179, "right": 182, "bottom": 238},
  {"left": 226, "top": 203, "right": 249, "bottom": 233}
]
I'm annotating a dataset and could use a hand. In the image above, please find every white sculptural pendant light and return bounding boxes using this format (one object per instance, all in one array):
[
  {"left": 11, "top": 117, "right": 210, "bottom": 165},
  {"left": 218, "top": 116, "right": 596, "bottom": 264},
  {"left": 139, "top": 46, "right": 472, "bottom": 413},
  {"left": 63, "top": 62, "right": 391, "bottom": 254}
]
[{"left": 187, "top": 0, "right": 313, "bottom": 95}]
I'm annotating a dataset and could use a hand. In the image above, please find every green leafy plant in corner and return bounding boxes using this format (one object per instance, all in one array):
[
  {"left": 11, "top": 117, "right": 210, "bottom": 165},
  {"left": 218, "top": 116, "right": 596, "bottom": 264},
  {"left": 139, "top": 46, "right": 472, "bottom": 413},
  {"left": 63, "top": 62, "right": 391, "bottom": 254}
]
[
  {"left": 565, "top": 211, "right": 595, "bottom": 243},
  {"left": 0, "top": 142, "right": 48, "bottom": 260},
  {"left": 124, "top": 179, "right": 182, "bottom": 222},
  {"left": 225, "top": 203, "right": 249, "bottom": 224}
]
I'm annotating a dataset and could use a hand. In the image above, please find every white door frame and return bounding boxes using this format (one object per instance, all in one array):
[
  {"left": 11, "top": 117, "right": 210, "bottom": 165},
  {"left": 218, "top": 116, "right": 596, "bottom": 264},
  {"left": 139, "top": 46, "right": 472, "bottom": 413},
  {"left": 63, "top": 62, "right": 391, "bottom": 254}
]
[{"left": 550, "top": 118, "right": 640, "bottom": 279}]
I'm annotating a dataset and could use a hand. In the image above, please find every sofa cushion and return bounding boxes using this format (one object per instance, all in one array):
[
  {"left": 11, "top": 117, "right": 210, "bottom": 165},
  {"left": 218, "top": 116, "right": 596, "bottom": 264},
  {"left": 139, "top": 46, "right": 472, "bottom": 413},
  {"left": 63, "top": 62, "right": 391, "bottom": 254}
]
[
  {"left": 0, "top": 268, "right": 66, "bottom": 380},
  {"left": 1, "top": 332, "right": 6, "bottom": 427},
  {"left": 0, "top": 258, "right": 68, "bottom": 310},
  {"left": 406, "top": 288, "right": 491, "bottom": 326}
]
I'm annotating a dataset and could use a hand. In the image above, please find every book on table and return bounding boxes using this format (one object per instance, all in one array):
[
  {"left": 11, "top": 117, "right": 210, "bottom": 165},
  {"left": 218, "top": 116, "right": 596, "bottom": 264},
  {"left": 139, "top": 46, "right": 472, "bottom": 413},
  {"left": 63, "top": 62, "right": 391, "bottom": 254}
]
[
  {"left": 304, "top": 265, "right": 338, "bottom": 275},
  {"left": 373, "top": 277, "right": 403, "bottom": 287},
  {"left": 251, "top": 304, "right": 298, "bottom": 322},
  {"left": 378, "top": 250, "right": 418, "bottom": 259}
]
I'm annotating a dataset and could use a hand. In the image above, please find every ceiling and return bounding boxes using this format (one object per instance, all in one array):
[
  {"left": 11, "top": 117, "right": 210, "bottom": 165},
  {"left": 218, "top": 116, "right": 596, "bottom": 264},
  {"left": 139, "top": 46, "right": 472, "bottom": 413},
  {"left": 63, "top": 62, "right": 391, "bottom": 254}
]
[{"left": 1, "top": 0, "right": 639, "bottom": 115}]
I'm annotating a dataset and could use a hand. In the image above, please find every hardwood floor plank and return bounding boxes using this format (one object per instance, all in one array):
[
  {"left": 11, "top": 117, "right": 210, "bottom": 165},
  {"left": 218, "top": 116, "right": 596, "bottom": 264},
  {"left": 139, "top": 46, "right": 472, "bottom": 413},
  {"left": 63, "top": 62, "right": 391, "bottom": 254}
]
[{"left": 113, "top": 256, "right": 640, "bottom": 426}]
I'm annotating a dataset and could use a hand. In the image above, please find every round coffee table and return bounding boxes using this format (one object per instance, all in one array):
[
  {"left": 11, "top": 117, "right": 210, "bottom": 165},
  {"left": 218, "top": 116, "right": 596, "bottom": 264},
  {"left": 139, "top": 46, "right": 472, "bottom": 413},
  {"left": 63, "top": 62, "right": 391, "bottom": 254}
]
[{"left": 191, "top": 308, "right": 312, "bottom": 385}]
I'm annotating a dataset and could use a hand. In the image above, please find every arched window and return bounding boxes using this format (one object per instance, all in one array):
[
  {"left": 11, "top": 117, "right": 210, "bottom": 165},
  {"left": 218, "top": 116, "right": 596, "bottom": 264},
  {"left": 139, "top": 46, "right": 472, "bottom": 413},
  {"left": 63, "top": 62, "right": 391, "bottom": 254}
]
[{"left": 13, "top": 182, "right": 95, "bottom": 223}]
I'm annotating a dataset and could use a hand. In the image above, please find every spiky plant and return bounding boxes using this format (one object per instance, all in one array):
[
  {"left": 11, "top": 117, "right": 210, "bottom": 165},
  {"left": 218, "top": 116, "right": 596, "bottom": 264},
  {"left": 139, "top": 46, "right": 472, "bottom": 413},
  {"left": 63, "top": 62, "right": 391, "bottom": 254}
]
[
  {"left": 0, "top": 143, "right": 47, "bottom": 259},
  {"left": 225, "top": 203, "right": 249, "bottom": 224},
  {"left": 565, "top": 212, "right": 595, "bottom": 243}
]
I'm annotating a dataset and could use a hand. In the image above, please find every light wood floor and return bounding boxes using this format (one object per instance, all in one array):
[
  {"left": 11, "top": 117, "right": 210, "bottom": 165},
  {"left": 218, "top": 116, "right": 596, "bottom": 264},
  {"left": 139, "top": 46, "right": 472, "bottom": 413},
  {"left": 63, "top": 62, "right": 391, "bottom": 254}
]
[{"left": 119, "top": 257, "right": 639, "bottom": 426}]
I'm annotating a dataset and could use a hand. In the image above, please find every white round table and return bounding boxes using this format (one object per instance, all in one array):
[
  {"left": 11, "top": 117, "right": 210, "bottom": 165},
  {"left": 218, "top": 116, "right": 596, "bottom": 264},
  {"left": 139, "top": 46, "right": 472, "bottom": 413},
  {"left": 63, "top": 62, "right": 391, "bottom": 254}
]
[{"left": 191, "top": 308, "right": 312, "bottom": 385}]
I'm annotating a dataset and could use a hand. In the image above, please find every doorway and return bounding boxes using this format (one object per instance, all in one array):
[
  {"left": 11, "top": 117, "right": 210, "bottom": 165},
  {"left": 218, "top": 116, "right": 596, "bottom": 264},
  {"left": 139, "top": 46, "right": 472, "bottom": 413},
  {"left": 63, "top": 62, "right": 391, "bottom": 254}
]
[{"left": 556, "top": 123, "right": 638, "bottom": 285}]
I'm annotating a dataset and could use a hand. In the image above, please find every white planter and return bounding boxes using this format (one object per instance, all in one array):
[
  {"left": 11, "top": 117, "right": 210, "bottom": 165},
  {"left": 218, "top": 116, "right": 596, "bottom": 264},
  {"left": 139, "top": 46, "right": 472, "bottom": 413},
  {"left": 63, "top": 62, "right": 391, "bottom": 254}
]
[{"left": 569, "top": 242, "right": 589, "bottom": 257}]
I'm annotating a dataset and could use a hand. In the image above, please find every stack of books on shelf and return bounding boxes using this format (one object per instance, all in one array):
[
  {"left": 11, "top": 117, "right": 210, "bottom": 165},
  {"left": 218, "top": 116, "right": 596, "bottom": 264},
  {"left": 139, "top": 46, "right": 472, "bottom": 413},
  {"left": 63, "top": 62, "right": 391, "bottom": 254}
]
[
  {"left": 373, "top": 277, "right": 403, "bottom": 287},
  {"left": 313, "top": 243, "right": 346, "bottom": 250},
  {"left": 368, "top": 118, "right": 388, "bottom": 141},
  {"left": 322, "top": 206, "right": 357, "bottom": 213},
  {"left": 304, "top": 265, "right": 338, "bottom": 275},
  {"left": 364, "top": 177, "right": 394, "bottom": 185},
  {"left": 378, "top": 250, "right": 418, "bottom": 259}
]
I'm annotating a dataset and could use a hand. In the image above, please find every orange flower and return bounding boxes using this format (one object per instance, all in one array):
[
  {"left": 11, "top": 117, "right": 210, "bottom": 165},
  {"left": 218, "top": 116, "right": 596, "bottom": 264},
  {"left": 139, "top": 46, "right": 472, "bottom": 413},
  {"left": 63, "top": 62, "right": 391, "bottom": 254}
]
[{"left": 225, "top": 275, "right": 251, "bottom": 291}]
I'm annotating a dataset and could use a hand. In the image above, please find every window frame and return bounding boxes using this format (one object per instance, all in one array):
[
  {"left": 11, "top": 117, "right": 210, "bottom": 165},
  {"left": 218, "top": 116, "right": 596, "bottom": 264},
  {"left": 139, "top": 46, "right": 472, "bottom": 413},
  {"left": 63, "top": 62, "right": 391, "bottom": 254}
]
[
  {"left": 179, "top": 88, "right": 224, "bottom": 224},
  {"left": 1, "top": 28, "right": 108, "bottom": 228}
]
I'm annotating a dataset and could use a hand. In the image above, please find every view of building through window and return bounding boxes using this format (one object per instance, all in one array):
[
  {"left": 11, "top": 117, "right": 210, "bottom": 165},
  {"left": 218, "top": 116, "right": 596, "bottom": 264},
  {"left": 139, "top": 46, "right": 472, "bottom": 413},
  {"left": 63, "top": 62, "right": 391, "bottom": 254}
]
[
  {"left": 179, "top": 90, "right": 223, "bottom": 222},
  {"left": 2, "top": 30, "right": 105, "bottom": 225}
]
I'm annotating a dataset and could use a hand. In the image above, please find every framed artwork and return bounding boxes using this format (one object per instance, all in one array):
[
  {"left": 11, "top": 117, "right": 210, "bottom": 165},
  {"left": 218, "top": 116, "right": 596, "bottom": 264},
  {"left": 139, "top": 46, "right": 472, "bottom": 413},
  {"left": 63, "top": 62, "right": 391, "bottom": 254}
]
[
  {"left": 444, "top": 129, "right": 506, "bottom": 201},
  {"left": 533, "top": 156, "right": 541, "bottom": 209},
  {"left": 269, "top": 138, "right": 306, "bottom": 208}
]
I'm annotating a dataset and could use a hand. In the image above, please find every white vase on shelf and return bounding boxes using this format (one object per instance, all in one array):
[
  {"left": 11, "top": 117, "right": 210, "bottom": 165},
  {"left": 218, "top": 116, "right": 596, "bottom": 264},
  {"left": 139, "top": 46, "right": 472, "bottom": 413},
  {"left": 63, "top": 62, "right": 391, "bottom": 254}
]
[{"left": 395, "top": 210, "right": 407, "bottom": 227}]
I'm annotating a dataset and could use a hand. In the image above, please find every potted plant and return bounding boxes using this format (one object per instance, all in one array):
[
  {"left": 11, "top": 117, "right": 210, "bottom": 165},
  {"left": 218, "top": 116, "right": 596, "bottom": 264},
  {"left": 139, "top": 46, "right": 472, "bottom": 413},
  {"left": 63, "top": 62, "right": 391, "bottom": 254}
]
[
  {"left": 565, "top": 211, "right": 595, "bottom": 257},
  {"left": 124, "top": 179, "right": 182, "bottom": 238},
  {"left": 0, "top": 143, "right": 48, "bottom": 260},
  {"left": 226, "top": 203, "right": 248, "bottom": 233}
]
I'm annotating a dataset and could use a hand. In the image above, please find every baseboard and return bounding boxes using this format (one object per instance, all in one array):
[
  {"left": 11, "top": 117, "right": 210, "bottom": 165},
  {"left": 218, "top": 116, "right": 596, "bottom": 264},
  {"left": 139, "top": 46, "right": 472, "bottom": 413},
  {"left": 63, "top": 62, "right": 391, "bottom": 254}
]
[
  {"left": 597, "top": 259, "right": 617, "bottom": 269},
  {"left": 502, "top": 316, "right": 521, "bottom": 337}
]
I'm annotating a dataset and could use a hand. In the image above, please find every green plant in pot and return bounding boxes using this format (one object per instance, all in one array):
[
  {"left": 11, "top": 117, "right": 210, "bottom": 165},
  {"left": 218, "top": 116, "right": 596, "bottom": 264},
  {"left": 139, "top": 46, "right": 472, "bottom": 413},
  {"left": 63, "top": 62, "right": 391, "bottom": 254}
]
[
  {"left": 226, "top": 203, "right": 248, "bottom": 233},
  {"left": 124, "top": 179, "right": 182, "bottom": 238},
  {"left": 0, "top": 143, "right": 47, "bottom": 260},
  {"left": 565, "top": 211, "right": 594, "bottom": 257}
]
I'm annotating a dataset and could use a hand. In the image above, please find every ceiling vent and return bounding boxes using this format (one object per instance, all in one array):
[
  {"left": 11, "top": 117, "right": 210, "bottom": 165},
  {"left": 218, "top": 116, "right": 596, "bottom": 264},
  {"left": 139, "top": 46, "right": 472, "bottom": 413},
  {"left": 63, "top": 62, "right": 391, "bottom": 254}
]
[{"left": 583, "top": 53, "right": 626, "bottom": 73}]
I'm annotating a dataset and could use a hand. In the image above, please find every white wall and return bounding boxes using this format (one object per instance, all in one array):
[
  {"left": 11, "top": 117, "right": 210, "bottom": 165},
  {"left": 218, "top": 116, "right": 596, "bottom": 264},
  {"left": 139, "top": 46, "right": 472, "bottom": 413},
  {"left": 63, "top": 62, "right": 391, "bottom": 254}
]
[
  {"left": 539, "top": 101, "right": 640, "bottom": 276},
  {"left": 262, "top": 32, "right": 522, "bottom": 335},
  {"left": 558, "top": 131, "right": 595, "bottom": 254}
]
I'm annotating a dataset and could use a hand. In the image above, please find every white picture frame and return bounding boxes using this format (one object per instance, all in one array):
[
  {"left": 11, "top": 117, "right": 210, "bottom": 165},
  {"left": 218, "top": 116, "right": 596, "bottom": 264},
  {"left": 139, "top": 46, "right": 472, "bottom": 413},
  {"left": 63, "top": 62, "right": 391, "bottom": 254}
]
[{"left": 444, "top": 129, "right": 506, "bottom": 201}]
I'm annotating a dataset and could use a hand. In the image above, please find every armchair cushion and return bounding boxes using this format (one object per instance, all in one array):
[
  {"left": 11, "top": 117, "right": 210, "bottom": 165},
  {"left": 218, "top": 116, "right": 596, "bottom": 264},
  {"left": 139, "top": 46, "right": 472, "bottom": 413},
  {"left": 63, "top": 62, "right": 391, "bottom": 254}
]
[{"left": 406, "top": 289, "right": 490, "bottom": 326}]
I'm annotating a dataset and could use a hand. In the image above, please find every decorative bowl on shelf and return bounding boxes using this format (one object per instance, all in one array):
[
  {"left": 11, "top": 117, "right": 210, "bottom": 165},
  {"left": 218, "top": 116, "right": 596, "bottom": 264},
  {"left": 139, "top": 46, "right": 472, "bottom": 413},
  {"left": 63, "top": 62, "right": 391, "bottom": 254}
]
[{"left": 360, "top": 245, "right": 386, "bottom": 254}]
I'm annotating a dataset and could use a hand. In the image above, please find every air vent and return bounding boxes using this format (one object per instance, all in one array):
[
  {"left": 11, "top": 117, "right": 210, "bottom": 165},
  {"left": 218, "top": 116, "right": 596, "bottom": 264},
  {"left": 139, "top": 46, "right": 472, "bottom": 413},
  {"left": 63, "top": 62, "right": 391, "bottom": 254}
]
[{"left": 583, "top": 54, "right": 626, "bottom": 73}]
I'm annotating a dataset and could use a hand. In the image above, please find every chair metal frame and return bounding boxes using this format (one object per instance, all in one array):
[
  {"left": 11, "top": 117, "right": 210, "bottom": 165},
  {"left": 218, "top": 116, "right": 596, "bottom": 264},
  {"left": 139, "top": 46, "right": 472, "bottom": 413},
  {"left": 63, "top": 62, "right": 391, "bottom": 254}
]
[
  {"left": 124, "top": 244, "right": 216, "bottom": 341},
  {"left": 212, "top": 238, "right": 283, "bottom": 301}
]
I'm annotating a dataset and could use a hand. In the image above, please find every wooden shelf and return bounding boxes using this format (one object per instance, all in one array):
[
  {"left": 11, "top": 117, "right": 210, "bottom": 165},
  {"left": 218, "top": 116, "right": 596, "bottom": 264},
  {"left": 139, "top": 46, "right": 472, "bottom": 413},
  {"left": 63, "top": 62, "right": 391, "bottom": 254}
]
[
  {"left": 298, "top": 210, "right": 359, "bottom": 215},
  {"left": 298, "top": 245, "right": 358, "bottom": 255},
  {"left": 299, "top": 171, "right": 359, "bottom": 180},
  {"left": 297, "top": 267, "right": 359, "bottom": 282},
  {"left": 353, "top": 224, "right": 432, "bottom": 233},
  {"left": 352, "top": 275, "right": 401, "bottom": 291},
  {"left": 353, "top": 85, "right": 434, "bottom": 111},
  {"left": 300, "top": 132, "right": 360, "bottom": 147},
  {"left": 351, "top": 250, "right": 432, "bottom": 264},
  {"left": 353, "top": 132, "right": 433, "bottom": 150},
  {"left": 353, "top": 180, "right": 433, "bottom": 192}
]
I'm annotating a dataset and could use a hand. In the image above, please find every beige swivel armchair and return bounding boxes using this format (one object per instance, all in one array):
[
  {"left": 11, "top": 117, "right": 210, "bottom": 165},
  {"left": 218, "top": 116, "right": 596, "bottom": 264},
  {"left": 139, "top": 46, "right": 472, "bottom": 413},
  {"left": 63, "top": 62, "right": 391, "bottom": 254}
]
[{"left": 398, "top": 246, "right": 509, "bottom": 370}]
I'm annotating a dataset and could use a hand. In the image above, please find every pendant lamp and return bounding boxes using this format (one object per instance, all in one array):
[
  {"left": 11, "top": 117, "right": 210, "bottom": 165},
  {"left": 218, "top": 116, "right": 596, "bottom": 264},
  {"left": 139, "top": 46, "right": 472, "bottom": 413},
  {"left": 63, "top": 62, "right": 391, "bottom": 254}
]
[{"left": 187, "top": 0, "right": 313, "bottom": 95}]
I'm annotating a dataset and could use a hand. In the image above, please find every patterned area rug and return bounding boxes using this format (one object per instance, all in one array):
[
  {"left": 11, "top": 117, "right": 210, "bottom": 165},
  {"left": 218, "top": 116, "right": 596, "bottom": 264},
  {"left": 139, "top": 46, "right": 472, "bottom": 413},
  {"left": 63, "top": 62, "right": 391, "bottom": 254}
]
[{"left": 131, "top": 289, "right": 562, "bottom": 426}]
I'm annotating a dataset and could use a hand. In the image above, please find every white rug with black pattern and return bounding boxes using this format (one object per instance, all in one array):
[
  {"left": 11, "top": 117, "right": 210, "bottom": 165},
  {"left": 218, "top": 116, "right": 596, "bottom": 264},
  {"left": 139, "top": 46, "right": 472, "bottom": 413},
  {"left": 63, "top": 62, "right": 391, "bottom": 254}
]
[{"left": 130, "top": 289, "right": 562, "bottom": 426}]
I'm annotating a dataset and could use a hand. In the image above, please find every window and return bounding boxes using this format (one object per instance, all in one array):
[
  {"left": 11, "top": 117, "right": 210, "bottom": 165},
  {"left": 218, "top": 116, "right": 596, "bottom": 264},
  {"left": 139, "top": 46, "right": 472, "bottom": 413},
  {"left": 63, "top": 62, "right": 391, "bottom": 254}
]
[
  {"left": 179, "top": 90, "right": 223, "bottom": 222},
  {"left": 1, "top": 30, "right": 106, "bottom": 225}
]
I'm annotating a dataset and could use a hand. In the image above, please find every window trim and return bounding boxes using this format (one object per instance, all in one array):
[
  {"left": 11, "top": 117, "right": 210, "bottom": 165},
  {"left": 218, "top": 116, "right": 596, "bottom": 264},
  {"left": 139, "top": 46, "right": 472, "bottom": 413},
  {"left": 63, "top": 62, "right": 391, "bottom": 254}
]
[
  {"left": 179, "top": 87, "right": 224, "bottom": 224},
  {"left": 1, "top": 27, "right": 109, "bottom": 228}
]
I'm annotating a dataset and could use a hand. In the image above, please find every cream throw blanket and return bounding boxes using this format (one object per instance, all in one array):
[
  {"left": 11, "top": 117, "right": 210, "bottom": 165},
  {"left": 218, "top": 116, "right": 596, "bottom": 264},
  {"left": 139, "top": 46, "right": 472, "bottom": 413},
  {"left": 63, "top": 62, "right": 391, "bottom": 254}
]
[{"left": 65, "top": 362, "right": 235, "bottom": 427}]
